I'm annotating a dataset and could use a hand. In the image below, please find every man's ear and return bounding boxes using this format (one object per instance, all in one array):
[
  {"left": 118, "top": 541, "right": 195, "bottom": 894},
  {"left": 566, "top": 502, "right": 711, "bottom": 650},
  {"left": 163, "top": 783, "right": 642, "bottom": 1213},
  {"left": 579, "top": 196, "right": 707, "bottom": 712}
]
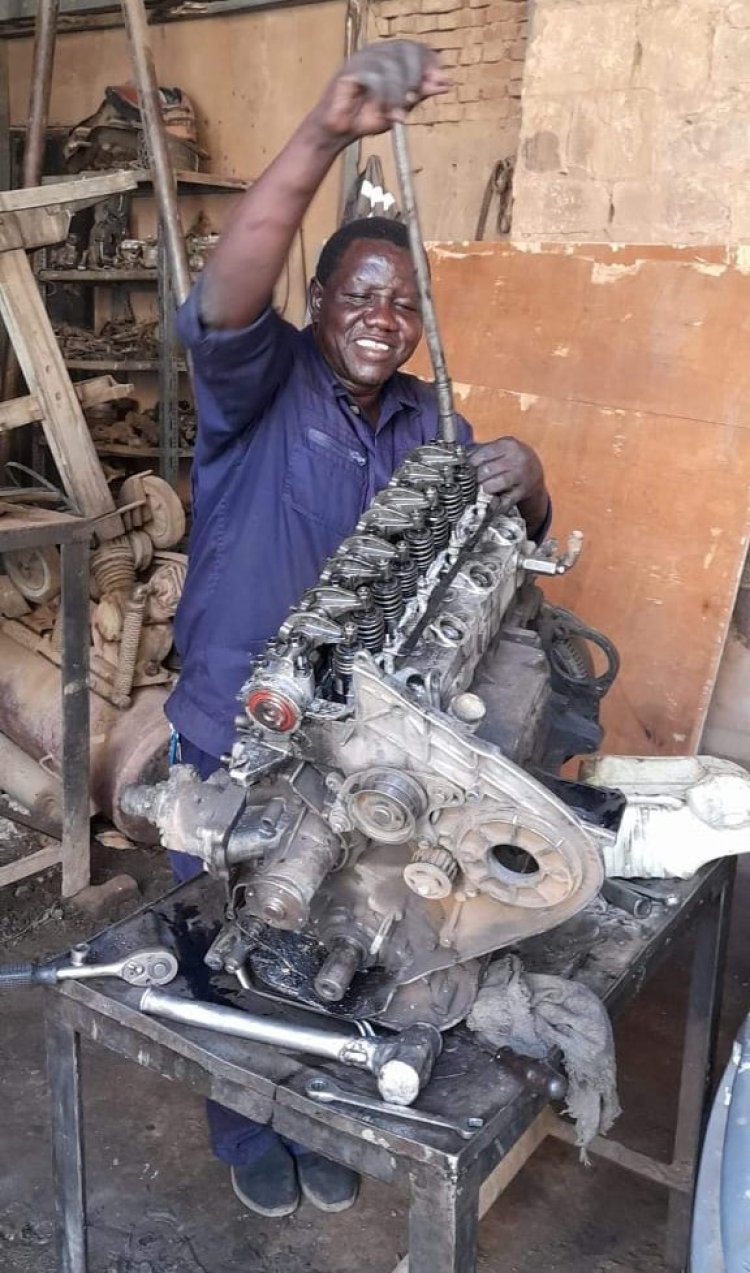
[{"left": 308, "top": 277, "right": 323, "bottom": 323}]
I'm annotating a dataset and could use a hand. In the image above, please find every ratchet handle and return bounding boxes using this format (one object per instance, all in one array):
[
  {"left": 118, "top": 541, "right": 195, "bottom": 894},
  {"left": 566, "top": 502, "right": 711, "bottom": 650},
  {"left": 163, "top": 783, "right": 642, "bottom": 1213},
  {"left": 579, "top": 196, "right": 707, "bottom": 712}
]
[{"left": 0, "top": 961, "right": 57, "bottom": 987}]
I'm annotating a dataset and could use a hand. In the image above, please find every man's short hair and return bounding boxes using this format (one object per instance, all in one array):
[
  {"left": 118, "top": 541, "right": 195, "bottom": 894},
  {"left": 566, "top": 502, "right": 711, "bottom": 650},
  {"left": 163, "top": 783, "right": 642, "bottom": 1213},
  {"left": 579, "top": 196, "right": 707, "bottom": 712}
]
[{"left": 315, "top": 217, "right": 411, "bottom": 287}]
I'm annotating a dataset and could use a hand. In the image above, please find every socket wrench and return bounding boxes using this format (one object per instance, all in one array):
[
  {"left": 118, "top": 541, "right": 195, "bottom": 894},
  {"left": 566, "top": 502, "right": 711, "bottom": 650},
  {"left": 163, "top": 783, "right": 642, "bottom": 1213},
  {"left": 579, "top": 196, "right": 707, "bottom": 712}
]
[
  {"left": 0, "top": 943, "right": 179, "bottom": 989},
  {"left": 305, "top": 1075, "right": 484, "bottom": 1139}
]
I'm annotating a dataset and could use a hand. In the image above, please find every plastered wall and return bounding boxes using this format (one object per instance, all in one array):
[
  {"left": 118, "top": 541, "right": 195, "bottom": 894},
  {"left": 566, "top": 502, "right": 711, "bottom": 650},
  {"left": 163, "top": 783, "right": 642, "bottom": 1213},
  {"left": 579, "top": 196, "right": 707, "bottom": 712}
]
[{"left": 512, "top": 0, "right": 750, "bottom": 242}]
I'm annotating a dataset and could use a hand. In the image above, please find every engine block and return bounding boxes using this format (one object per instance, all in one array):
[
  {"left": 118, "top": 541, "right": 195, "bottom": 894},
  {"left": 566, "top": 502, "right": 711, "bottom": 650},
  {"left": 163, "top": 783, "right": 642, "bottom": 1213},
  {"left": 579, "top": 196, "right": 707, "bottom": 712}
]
[{"left": 124, "top": 440, "right": 619, "bottom": 1029}]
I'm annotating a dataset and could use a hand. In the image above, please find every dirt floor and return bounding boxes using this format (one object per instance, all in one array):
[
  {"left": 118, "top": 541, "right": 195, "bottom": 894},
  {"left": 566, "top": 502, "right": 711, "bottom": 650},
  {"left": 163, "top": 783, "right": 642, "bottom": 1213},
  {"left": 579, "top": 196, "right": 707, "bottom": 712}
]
[{"left": 1, "top": 823, "right": 748, "bottom": 1273}]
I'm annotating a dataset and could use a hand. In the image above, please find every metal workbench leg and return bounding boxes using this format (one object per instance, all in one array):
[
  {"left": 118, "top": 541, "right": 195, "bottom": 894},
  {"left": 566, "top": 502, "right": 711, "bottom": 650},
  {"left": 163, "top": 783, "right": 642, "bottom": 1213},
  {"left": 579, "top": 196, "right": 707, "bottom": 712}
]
[
  {"left": 664, "top": 873, "right": 734, "bottom": 1268},
  {"left": 60, "top": 536, "right": 91, "bottom": 898},
  {"left": 46, "top": 1007, "right": 88, "bottom": 1273},
  {"left": 408, "top": 1162, "right": 480, "bottom": 1273}
]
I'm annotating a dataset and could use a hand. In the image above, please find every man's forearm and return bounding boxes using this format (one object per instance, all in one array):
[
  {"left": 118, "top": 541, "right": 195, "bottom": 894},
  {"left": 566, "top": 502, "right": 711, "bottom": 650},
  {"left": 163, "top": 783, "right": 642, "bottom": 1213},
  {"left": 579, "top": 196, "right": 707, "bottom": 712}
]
[{"left": 201, "top": 115, "right": 343, "bottom": 330}]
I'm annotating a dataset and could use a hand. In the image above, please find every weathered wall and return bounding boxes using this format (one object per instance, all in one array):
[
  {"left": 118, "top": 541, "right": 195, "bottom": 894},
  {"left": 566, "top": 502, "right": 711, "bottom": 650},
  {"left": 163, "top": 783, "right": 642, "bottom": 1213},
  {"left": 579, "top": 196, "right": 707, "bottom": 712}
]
[
  {"left": 512, "top": 0, "right": 750, "bottom": 242},
  {"left": 363, "top": 0, "right": 528, "bottom": 237}
]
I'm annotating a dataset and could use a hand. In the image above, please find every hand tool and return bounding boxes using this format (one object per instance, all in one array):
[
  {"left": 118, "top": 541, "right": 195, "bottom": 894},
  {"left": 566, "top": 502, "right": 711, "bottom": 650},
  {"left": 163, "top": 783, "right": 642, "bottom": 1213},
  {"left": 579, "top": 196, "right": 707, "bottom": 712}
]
[
  {"left": 139, "top": 988, "right": 441, "bottom": 1105},
  {"left": 0, "top": 942, "right": 179, "bottom": 988},
  {"left": 391, "top": 120, "right": 456, "bottom": 444},
  {"left": 494, "top": 1047, "right": 568, "bottom": 1100},
  {"left": 620, "top": 878, "right": 680, "bottom": 908},
  {"left": 305, "top": 1074, "right": 485, "bottom": 1139},
  {"left": 601, "top": 877, "right": 654, "bottom": 919}
]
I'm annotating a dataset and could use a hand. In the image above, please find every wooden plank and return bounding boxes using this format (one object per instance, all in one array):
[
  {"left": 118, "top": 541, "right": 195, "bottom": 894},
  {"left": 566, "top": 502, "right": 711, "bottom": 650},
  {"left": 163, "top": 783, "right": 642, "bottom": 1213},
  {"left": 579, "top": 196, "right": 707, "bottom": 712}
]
[
  {"left": 0, "top": 841, "right": 62, "bottom": 888},
  {"left": 0, "top": 392, "right": 43, "bottom": 430},
  {"left": 451, "top": 381, "right": 750, "bottom": 754},
  {"left": 0, "top": 378, "right": 130, "bottom": 431},
  {"left": 0, "top": 207, "right": 73, "bottom": 250},
  {"left": 410, "top": 243, "right": 750, "bottom": 756},
  {"left": 0, "top": 170, "right": 137, "bottom": 213},
  {"left": 0, "top": 249, "right": 124, "bottom": 538},
  {"left": 415, "top": 243, "right": 750, "bottom": 430},
  {"left": 75, "top": 374, "right": 135, "bottom": 408}
]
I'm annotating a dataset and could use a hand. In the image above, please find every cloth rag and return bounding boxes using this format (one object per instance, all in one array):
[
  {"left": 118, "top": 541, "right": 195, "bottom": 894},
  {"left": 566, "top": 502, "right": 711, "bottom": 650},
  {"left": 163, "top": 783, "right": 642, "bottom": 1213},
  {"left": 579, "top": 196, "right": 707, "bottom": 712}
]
[{"left": 466, "top": 954, "right": 621, "bottom": 1154}]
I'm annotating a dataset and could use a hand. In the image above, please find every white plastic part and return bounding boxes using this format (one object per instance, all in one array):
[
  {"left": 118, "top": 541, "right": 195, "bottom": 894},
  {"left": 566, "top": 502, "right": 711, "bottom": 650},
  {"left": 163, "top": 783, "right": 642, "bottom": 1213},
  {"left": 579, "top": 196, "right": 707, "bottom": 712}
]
[{"left": 581, "top": 755, "right": 750, "bottom": 880}]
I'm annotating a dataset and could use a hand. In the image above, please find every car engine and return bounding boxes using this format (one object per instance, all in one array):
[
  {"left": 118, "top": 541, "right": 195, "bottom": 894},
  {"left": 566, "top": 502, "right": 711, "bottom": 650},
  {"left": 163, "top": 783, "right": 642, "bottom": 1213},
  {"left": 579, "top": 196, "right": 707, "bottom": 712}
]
[{"left": 123, "top": 440, "right": 620, "bottom": 1031}]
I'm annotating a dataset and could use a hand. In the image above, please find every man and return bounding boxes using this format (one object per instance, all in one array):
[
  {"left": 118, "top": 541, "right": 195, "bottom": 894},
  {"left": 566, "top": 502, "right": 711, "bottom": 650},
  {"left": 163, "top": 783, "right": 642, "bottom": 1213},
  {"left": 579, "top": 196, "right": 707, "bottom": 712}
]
[{"left": 167, "top": 39, "right": 551, "bottom": 1219}]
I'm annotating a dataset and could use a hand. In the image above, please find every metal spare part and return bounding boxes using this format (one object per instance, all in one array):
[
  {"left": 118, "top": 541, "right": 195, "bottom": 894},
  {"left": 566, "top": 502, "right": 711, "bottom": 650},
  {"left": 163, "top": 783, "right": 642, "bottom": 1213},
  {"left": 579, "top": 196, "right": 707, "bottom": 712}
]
[
  {"left": 122, "top": 436, "right": 618, "bottom": 1030},
  {"left": 3, "top": 544, "right": 61, "bottom": 603}
]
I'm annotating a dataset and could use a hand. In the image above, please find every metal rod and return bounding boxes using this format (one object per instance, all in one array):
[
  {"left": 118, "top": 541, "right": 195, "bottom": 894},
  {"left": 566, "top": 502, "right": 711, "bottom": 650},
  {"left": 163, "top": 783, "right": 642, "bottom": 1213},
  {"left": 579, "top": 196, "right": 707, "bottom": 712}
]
[
  {"left": 120, "top": 0, "right": 191, "bottom": 305},
  {"left": 337, "top": 0, "right": 369, "bottom": 224},
  {"left": 391, "top": 120, "right": 456, "bottom": 444},
  {"left": 23, "top": 0, "right": 59, "bottom": 188},
  {"left": 140, "top": 987, "right": 377, "bottom": 1065},
  {"left": 60, "top": 535, "right": 91, "bottom": 898}
]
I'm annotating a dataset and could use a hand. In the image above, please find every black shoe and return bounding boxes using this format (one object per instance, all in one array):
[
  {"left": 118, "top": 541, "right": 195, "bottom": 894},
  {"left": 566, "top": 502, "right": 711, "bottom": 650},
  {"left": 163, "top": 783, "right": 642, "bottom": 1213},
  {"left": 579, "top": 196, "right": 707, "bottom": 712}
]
[
  {"left": 295, "top": 1152, "right": 359, "bottom": 1213},
  {"left": 230, "top": 1141, "right": 300, "bottom": 1218}
]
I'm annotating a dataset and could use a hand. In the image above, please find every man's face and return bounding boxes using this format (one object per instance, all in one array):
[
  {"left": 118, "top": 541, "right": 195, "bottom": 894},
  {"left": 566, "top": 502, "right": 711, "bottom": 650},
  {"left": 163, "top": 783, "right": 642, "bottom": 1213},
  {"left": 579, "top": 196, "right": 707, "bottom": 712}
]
[{"left": 310, "top": 239, "right": 423, "bottom": 393}]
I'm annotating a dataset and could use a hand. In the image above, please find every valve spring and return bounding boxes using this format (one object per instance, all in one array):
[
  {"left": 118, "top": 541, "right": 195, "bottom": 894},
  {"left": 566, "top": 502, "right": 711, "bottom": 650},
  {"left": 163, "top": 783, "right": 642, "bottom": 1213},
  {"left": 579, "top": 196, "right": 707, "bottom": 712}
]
[
  {"left": 441, "top": 468, "right": 465, "bottom": 524},
  {"left": 371, "top": 569, "right": 404, "bottom": 631},
  {"left": 426, "top": 489, "right": 451, "bottom": 552},
  {"left": 457, "top": 461, "right": 479, "bottom": 509},
  {"left": 355, "top": 586, "right": 386, "bottom": 653},
  {"left": 405, "top": 521, "right": 435, "bottom": 573},
  {"left": 332, "top": 621, "right": 360, "bottom": 701},
  {"left": 396, "top": 541, "right": 419, "bottom": 598}
]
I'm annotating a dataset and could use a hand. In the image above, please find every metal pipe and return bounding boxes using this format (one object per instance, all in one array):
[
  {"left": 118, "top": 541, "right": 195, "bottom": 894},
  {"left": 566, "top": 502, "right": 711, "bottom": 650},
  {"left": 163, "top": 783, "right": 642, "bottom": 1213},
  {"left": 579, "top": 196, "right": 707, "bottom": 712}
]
[
  {"left": 120, "top": 0, "right": 191, "bottom": 305},
  {"left": 391, "top": 121, "right": 456, "bottom": 444},
  {"left": 140, "top": 987, "right": 378, "bottom": 1066},
  {"left": 23, "top": 0, "right": 59, "bottom": 188}
]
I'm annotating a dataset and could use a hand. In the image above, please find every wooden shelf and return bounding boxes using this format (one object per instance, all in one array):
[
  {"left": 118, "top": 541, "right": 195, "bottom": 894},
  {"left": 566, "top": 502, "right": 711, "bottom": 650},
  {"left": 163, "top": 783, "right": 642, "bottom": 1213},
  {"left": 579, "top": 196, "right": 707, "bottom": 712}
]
[
  {"left": 64, "top": 357, "right": 186, "bottom": 373},
  {"left": 131, "top": 168, "right": 248, "bottom": 196},
  {"left": 38, "top": 167, "right": 248, "bottom": 197},
  {"left": 39, "top": 268, "right": 159, "bottom": 283},
  {"left": 95, "top": 444, "right": 194, "bottom": 459}
]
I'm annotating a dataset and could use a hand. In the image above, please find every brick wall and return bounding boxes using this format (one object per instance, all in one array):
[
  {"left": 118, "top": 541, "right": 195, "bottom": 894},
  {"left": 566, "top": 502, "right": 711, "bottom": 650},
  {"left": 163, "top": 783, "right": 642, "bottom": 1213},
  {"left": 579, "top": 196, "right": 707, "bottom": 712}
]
[
  {"left": 367, "top": 0, "right": 528, "bottom": 237},
  {"left": 512, "top": 0, "right": 750, "bottom": 242},
  {"left": 373, "top": 0, "right": 527, "bottom": 125}
]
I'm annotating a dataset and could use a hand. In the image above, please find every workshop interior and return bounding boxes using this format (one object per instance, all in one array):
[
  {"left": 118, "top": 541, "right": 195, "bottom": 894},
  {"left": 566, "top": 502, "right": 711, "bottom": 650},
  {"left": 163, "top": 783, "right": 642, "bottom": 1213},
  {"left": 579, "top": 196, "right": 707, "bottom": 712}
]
[{"left": 1, "top": 1, "right": 750, "bottom": 1271}]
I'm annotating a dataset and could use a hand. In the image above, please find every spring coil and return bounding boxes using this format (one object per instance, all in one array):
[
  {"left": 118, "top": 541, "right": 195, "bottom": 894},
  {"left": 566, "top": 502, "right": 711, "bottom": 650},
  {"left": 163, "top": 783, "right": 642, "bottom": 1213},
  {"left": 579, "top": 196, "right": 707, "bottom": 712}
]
[
  {"left": 91, "top": 538, "right": 136, "bottom": 597},
  {"left": 355, "top": 586, "right": 386, "bottom": 652},
  {"left": 441, "top": 467, "right": 465, "bottom": 524},
  {"left": 405, "top": 520, "right": 435, "bottom": 573},
  {"left": 371, "top": 569, "right": 404, "bottom": 630},
  {"left": 457, "top": 461, "right": 479, "bottom": 509},
  {"left": 425, "top": 487, "right": 451, "bottom": 551},
  {"left": 332, "top": 621, "right": 359, "bottom": 701},
  {"left": 395, "top": 541, "right": 419, "bottom": 598}
]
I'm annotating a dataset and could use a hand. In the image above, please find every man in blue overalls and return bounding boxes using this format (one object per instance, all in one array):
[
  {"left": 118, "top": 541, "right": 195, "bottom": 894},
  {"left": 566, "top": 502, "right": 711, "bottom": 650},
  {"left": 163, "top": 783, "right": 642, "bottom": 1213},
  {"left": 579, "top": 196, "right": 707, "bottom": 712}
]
[{"left": 167, "top": 40, "right": 551, "bottom": 1218}]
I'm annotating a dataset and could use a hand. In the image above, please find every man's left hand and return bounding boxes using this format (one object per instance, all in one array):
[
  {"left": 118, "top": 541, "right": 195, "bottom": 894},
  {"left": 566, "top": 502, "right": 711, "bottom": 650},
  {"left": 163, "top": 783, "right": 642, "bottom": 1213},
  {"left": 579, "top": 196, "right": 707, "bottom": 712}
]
[{"left": 467, "top": 437, "right": 549, "bottom": 534}]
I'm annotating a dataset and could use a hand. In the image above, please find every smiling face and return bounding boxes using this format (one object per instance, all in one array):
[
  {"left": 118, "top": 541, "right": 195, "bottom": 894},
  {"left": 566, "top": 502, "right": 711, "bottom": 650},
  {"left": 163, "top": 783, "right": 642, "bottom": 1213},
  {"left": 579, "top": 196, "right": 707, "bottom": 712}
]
[{"left": 309, "top": 239, "right": 423, "bottom": 404}]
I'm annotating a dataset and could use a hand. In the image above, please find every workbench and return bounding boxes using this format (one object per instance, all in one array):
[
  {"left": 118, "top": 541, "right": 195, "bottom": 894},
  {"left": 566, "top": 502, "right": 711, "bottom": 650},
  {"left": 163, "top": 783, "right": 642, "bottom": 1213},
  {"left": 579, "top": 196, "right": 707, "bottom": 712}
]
[
  {"left": 0, "top": 506, "right": 90, "bottom": 897},
  {"left": 45, "top": 858, "right": 734, "bottom": 1273}
]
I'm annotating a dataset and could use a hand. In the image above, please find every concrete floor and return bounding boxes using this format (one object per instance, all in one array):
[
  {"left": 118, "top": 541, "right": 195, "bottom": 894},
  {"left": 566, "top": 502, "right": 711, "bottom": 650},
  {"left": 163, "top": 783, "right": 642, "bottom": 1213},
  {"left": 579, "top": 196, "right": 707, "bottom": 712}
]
[{"left": 1, "top": 837, "right": 749, "bottom": 1273}]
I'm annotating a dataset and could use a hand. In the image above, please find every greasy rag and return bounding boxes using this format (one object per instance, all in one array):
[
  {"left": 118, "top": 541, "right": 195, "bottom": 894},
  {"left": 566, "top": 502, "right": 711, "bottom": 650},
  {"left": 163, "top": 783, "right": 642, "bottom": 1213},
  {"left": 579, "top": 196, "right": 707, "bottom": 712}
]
[{"left": 466, "top": 954, "right": 621, "bottom": 1153}]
